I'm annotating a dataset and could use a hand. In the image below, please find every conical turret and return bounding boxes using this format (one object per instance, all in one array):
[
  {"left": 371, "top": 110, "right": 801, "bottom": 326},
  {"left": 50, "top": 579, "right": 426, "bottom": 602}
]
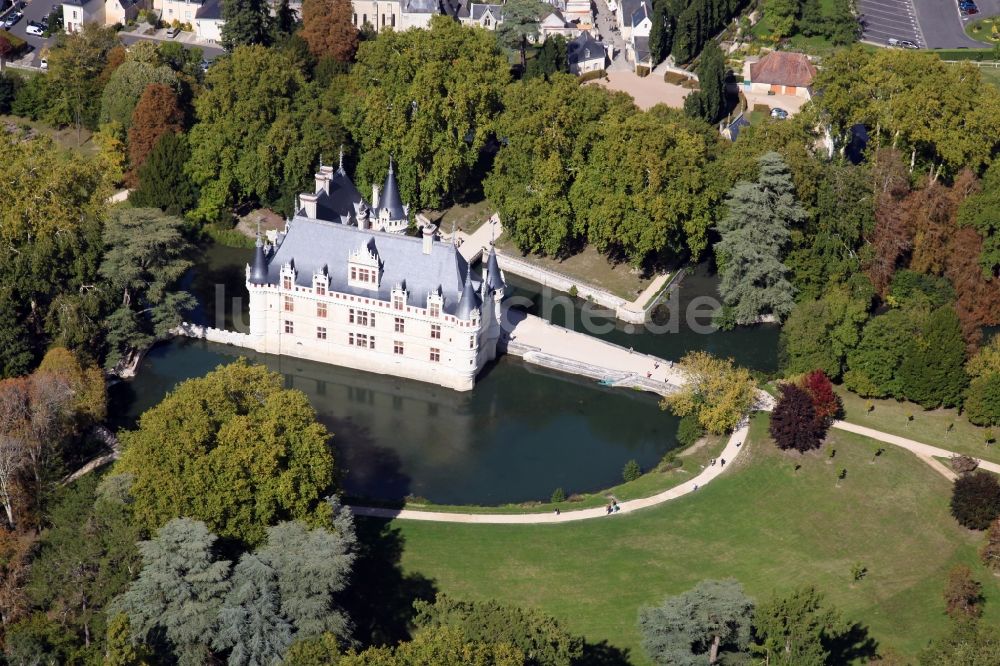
[
  {"left": 455, "top": 267, "right": 481, "bottom": 320},
  {"left": 378, "top": 158, "right": 407, "bottom": 221},
  {"left": 484, "top": 244, "right": 504, "bottom": 292},
  {"left": 249, "top": 232, "right": 269, "bottom": 285}
]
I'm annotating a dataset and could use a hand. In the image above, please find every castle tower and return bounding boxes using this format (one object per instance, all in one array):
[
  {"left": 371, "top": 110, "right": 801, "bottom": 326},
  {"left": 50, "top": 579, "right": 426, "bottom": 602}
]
[{"left": 374, "top": 159, "right": 410, "bottom": 234}]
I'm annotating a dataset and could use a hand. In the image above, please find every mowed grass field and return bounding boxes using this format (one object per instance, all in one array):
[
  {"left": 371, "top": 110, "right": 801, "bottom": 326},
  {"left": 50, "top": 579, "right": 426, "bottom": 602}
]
[{"left": 381, "top": 414, "right": 1000, "bottom": 664}]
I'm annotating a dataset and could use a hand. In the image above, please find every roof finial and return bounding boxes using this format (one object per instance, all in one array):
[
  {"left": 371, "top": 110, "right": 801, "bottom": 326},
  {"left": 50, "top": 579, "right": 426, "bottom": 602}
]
[
  {"left": 451, "top": 219, "right": 457, "bottom": 246},
  {"left": 255, "top": 220, "right": 263, "bottom": 247},
  {"left": 388, "top": 155, "right": 394, "bottom": 175},
  {"left": 338, "top": 145, "right": 344, "bottom": 171},
  {"left": 319, "top": 152, "right": 324, "bottom": 169}
]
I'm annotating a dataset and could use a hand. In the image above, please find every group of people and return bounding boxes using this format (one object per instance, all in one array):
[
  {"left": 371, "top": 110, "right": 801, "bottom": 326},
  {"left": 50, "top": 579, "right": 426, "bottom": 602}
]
[{"left": 605, "top": 499, "right": 620, "bottom": 515}]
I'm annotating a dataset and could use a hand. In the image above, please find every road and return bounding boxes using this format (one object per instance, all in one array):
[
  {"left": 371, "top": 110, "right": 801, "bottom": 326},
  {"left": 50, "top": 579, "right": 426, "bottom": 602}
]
[{"left": 911, "top": 0, "right": 993, "bottom": 49}]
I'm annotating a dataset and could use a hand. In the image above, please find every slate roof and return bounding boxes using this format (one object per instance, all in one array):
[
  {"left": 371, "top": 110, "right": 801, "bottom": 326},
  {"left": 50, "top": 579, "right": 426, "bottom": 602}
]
[
  {"left": 374, "top": 162, "right": 406, "bottom": 221},
  {"left": 630, "top": 0, "right": 648, "bottom": 27},
  {"left": 633, "top": 36, "right": 650, "bottom": 64},
  {"left": 568, "top": 32, "right": 604, "bottom": 65},
  {"left": 723, "top": 114, "right": 750, "bottom": 142},
  {"left": 469, "top": 2, "right": 501, "bottom": 19},
  {"left": 749, "top": 51, "right": 816, "bottom": 87},
  {"left": 317, "top": 167, "right": 366, "bottom": 224},
  {"left": 262, "top": 218, "right": 484, "bottom": 318},
  {"left": 618, "top": 0, "right": 641, "bottom": 23},
  {"left": 404, "top": 0, "right": 439, "bottom": 13},
  {"left": 484, "top": 245, "right": 505, "bottom": 291},
  {"left": 195, "top": 0, "right": 223, "bottom": 19}
]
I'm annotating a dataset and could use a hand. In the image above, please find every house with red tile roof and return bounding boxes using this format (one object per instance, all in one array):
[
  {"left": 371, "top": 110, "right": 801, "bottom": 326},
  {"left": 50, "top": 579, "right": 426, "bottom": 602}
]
[{"left": 742, "top": 50, "right": 817, "bottom": 100}]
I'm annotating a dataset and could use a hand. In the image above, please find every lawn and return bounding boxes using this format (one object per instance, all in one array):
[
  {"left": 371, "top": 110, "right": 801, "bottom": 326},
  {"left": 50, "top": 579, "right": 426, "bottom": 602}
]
[
  {"left": 976, "top": 63, "right": 1000, "bottom": 88},
  {"left": 964, "top": 17, "right": 1000, "bottom": 45},
  {"left": 424, "top": 199, "right": 495, "bottom": 235},
  {"left": 382, "top": 413, "right": 1000, "bottom": 664},
  {"left": 0, "top": 113, "right": 99, "bottom": 156},
  {"left": 496, "top": 239, "right": 655, "bottom": 301},
  {"left": 836, "top": 387, "right": 1000, "bottom": 464}
]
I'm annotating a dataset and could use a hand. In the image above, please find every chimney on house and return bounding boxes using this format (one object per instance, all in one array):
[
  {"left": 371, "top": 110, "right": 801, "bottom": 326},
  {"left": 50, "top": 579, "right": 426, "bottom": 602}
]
[
  {"left": 372, "top": 183, "right": 380, "bottom": 209},
  {"left": 419, "top": 215, "right": 437, "bottom": 255},
  {"left": 300, "top": 192, "right": 318, "bottom": 219}
]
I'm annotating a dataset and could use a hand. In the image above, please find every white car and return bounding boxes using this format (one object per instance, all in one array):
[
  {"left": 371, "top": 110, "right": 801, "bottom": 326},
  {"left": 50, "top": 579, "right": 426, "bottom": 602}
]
[
  {"left": 25, "top": 21, "right": 44, "bottom": 35},
  {"left": 39, "top": 57, "right": 47, "bottom": 69}
]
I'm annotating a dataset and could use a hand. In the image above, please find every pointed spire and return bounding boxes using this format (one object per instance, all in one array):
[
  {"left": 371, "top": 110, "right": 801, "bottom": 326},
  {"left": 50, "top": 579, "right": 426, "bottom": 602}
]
[
  {"left": 455, "top": 267, "right": 480, "bottom": 320},
  {"left": 319, "top": 152, "right": 324, "bottom": 168},
  {"left": 249, "top": 224, "right": 268, "bottom": 285},
  {"left": 379, "top": 156, "right": 406, "bottom": 221},
  {"left": 338, "top": 145, "right": 344, "bottom": 173},
  {"left": 485, "top": 243, "right": 504, "bottom": 291}
]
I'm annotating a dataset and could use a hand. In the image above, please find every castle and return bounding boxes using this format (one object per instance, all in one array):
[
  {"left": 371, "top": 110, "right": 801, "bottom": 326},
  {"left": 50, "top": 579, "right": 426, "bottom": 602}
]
[{"left": 244, "top": 154, "right": 506, "bottom": 391}]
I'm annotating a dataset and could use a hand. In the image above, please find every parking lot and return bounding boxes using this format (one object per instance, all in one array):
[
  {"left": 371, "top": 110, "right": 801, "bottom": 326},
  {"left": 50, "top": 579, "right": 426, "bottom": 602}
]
[{"left": 858, "top": 0, "right": 925, "bottom": 48}]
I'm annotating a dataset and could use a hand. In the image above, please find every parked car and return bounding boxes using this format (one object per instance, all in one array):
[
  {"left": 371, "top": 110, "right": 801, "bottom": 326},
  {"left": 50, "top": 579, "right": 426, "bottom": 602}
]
[
  {"left": 770, "top": 108, "right": 789, "bottom": 119},
  {"left": 2, "top": 10, "right": 23, "bottom": 28},
  {"left": 166, "top": 25, "right": 180, "bottom": 38},
  {"left": 25, "top": 20, "right": 44, "bottom": 35},
  {"left": 898, "top": 39, "right": 918, "bottom": 48},
  {"left": 40, "top": 57, "right": 47, "bottom": 69}
]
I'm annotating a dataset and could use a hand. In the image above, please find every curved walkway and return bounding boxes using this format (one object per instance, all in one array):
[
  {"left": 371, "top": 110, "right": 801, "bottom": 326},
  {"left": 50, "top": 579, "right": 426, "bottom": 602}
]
[
  {"left": 349, "top": 421, "right": 751, "bottom": 524},
  {"left": 349, "top": 419, "right": 1000, "bottom": 525}
]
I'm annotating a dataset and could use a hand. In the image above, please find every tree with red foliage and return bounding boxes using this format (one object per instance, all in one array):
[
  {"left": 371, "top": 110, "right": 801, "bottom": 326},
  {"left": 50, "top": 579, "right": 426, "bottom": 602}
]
[
  {"left": 951, "top": 470, "right": 1000, "bottom": 530},
  {"left": 799, "top": 370, "right": 842, "bottom": 430},
  {"left": 0, "top": 35, "right": 14, "bottom": 72},
  {"left": 769, "top": 384, "right": 823, "bottom": 452},
  {"left": 943, "top": 565, "right": 983, "bottom": 619},
  {"left": 126, "top": 83, "right": 183, "bottom": 188},
  {"left": 946, "top": 227, "right": 1000, "bottom": 352}
]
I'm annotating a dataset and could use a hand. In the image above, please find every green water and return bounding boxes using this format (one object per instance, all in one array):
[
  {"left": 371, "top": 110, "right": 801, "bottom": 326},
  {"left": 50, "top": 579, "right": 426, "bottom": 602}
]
[{"left": 115, "top": 244, "right": 778, "bottom": 505}]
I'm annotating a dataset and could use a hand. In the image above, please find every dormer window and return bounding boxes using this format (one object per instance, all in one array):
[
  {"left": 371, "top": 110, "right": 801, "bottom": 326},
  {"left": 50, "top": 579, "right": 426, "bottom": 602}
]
[
  {"left": 280, "top": 263, "right": 297, "bottom": 290},
  {"left": 427, "top": 292, "right": 442, "bottom": 317},
  {"left": 392, "top": 288, "right": 406, "bottom": 310},
  {"left": 313, "top": 272, "right": 329, "bottom": 295},
  {"left": 348, "top": 241, "right": 381, "bottom": 290}
]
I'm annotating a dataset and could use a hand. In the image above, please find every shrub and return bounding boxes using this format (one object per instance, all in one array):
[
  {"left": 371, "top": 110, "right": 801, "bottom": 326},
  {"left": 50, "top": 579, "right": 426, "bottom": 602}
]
[
  {"left": 567, "top": 285, "right": 578, "bottom": 298},
  {"left": 550, "top": 487, "right": 566, "bottom": 503},
  {"left": 622, "top": 459, "right": 641, "bottom": 482},
  {"left": 752, "top": 103, "right": 770, "bottom": 114},
  {"left": 981, "top": 518, "right": 1000, "bottom": 571},
  {"left": 635, "top": 65, "right": 651, "bottom": 77},
  {"left": 578, "top": 69, "right": 606, "bottom": 82},
  {"left": 664, "top": 71, "right": 690, "bottom": 85},
  {"left": 769, "top": 384, "right": 823, "bottom": 452},
  {"left": 951, "top": 455, "right": 980, "bottom": 475},
  {"left": 0, "top": 30, "right": 27, "bottom": 55},
  {"left": 851, "top": 562, "right": 867, "bottom": 581},
  {"left": 943, "top": 565, "right": 983, "bottom": 619},
  {"left": 676, "top": 414, "right": 704, "bottom": 448},
  {"left": 950, "top": 471, "right": 1000, "bottom": 530}
]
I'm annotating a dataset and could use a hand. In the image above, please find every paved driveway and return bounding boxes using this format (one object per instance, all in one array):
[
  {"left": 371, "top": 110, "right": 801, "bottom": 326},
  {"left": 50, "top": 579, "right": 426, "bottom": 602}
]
[
  {"left": 1, "top": 0, "right": 56, "bottom": 67},
  {"left": 912, "top": 0, "right": 989, "bottom": 48}
]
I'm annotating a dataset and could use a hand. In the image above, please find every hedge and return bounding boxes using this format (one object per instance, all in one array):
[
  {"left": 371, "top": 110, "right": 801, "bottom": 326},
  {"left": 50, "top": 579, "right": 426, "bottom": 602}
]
[{"left": 0, "top": 30, "right": 27, "bottom": 55}]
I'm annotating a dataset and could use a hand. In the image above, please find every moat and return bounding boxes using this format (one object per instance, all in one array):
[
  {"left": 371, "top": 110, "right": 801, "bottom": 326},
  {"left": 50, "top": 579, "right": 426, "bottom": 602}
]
[{"left": 112, "top": 244, "right": 779, "bottom": 505}]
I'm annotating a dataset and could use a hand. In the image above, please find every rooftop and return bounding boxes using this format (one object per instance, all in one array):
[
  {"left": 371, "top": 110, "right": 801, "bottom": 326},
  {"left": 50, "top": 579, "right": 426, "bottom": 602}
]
[
  {"left": 195, "top": 0, "right": 223, "bottom": 19},
  {"left": 749, "top": 51, "right": 817, "bottom": 88}
]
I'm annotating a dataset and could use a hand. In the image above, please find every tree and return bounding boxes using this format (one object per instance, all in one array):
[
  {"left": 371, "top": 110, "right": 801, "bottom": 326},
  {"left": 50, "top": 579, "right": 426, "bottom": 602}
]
[
  {"left": 685, "top": 41, "right": 725, "bottom": 123},
  {"left": 981, "top": 517, "right": 1000, "bottom": 571},
  {"left": 950, "top": 471, "right": 1000, "bottom": 530},
  {"left": 951, "top": 455, "right": 980, "bottom": 475},
  {"left": 779, "top": 280, "right": 873, "bottom": 380},
  {"left": 525, "top": 35, "right": 567, "bottom": 79},
  {"left": 664, "top": 352, "right": 758, "bottom": 435},
  {"left": 99, "top": 208, "right": 196, "bottom": 372},
  {"left": 412, "top": 595, "right": 583, "bottom": 666},
  {"left": 214, "top": 553, "right": 293, "bottom": 666},
  {"left": 639, "top": 579, "right": 754, "bottom": 665},
  {"left": 99, "top": 60, "right": 177, "bottom": 130},
  {"left": 256, "top": 514, "right": 357, "bottom": 642},
  {"left": 958, "top": 159, "right": 1000, "bottom": 277},
  {"left": 763, "top": 0, "right": 798, "bottom": 39},
  {"left": 112, "top": 518, "right": 232, "bottom": 666},
  {"left": 770, "top": 384, "right": 823, "bottom": 452},
  {"left": 129, "top": 131, "right": 197, "bottom": 215},
  {"left": 944, "top": 565, "right": 982, "bottom": 619},
  {"left": 26, "top": 474, "right": 141, "bottom": 658},
  {"left": 0, "top": 35, "right": 15, "bottom": 72},
  {"left": 127, "top": 82, "right": 184, "bottom": 186},
  {"left": 112, "top": 361, "right": 337, "bottom": 546},
  {"left": 3, "top": 612, "right": 80, "bottom": 665},
  {"left": 800, "top": 370, "right": 842, "bottom": 426},
  {"left": 965, "top": 337, "right": 1000, "bottom": 426},
  {"left": 750, "top": 587, "right": 843, "bottom": 666},
  {"left": 341, "top": 625, "right": 526, "bottom": 665},
  {"left": 299, "top": 0, "right": 359, "bottom": 62},
  {"left": 715, "top": 152, "right": 802, "bottom": 326},
  {"left": 648, "top": 0, "right": 671, "bottom": 65},
  {"left": 918, "top": 619, "right": 1000, "bottom": 666},
  {"left": 346, "top": 16, "right": 509, "bottom": 209},
  {"left": 496, "top": 0, "right": 547, "bottom": 72},
  {"left": 104, "top": 614, "right": 154, "bottom": 666},
  {"left": 843, "top": 307, "right": 924, "bottom": 398},
  {"left": 0, "top": 528, "right": 32, "bottom": 632},
  {"left": 282, "top": 633, "right": 342, "bottom": 666},
  {"left": 221, "top": 0, "right": 273, "bottom": 49},
  {"left": 44, "top": 24, "right": 120, "bottom": 132},
  {"left": 897, "top": 306, "right": 968, "bottom": 408},
  {"left": 571, "top": 105, "right": 717, "bottom": 264}
]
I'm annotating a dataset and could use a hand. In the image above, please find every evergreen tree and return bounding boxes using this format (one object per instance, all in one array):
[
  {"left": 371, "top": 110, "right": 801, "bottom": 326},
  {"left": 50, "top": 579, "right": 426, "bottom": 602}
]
[
  {"left": 715, "top": 152, "right": 802, "bottom": 326},
  {"left": 964, "top": 336, "right": 1000, "bottom": 427},
  {"left": 750, "top": 587, "right": 843, "bottom": 666},
  {"left": 221, "top": 0, "right": 274, "bottom": 50},
  {"left": 918, "top": 619, "right": 1000, "bottom": 665},
  {"left": 99, "top": 208, "right": 196, "bottom": 371},
  {"left": 691, "top": 41, "right": 725, "bottom": 123},
  {"left": 256, "top": 511, "right": 357, "bottom": 641},
  {"left": 299, "top": 0, "right": 359, "bottom": 62},
  {"left": 215, "top": 553, "right": 293, "bottom": 666},
  {"left": 105, "top": 614, "right": 154, "bottom": 666},
  {"left": 648, "top": 0, "right": 672, "bottom": 65},
  {"left": 275, "top": 0, "right": 297, "bottom": 36},
  {"left": 898, "top": 306, "right": 968, "bottom": 408},
  {"left": 525, "top": 35, "right": 568, "bottom": 79},
  {"left": 127, "top": 83, "right": 184, "bottom": 187},
  {"left": 130, "top": 131, "right": 197, "bottom": 215},
  {"left": 496, "top": 0, "right": 547, "bottom": 72},
  {"left": 639, "top": 579, "right": 754, "bottom": 665},
  {"left": 769, "top": 383, "right": 823, "bottom": 452},
  {"left": 112, "top": 518, "right": 232, "bottom": 666},
  {"left": 843, "top": 307, "right": 922, "bottom": 398},
  {"left": 797, "top": 0, "right": 822, "bottom": 36}
]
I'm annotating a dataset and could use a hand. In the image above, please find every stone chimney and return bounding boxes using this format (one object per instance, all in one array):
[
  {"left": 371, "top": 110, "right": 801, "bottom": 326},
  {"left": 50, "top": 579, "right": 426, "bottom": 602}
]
[
  {"left": 315, "top": 171, "right": 328, "bottom": 194},
  {"left": 420, "top": 216, "right": 437, "bottom": 255},
  {"left": 372, "top": 183, "right": 380, "bottom": 209},
  {"left": 300, "top": 192, "right": 318, "bottom": 219}
]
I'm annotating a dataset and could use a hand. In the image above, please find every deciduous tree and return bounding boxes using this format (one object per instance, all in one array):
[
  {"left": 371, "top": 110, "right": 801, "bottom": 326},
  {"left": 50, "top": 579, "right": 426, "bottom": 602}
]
[
  {"left": 965, "top": 336, "right": 1000, "bottom": 427},
  {"left": 99, "top": 60, "right": 177, "bottom": 130},
  {"left": 299, "top": 0, "right": 359, "bottom": 62},
  {"left": 943, "top": 565, "right": 982, "bottom": 619},
  {"left": 981, "top": 517, "right": 1000, "bottom": 572},
  {"left": 639, "top": 579, "right": 754, "bottom": 665},
  {"left": 950, "top": 471, "right": 1000, "bottom": 530},
  {"left": 113, "top": 361, "right": 337, "bottom": 545},
  {"left": 897, "top": 306, "right": 967, "bottom": 409},
  {"left": 663, "top": 351, "right": 757, "bottom": 435},
  {"left": 127, "top": 83, "right": 184, "bottom": 187},
  {"left": 750, "top": 587, "right": 843, "bottom": 666},
  {"left": 496, "top": 0, "right": 547, "bottom": 72},
  {"left": 918, "top": 619, "right": 1000, "bottom": 666},
  {"left": 770, "top": 384, "right": 823, "bottom": 452}
]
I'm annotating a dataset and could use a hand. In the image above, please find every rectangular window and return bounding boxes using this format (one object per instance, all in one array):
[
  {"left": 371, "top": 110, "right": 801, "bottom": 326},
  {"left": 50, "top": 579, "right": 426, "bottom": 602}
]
[
  {"left": 317, "top": 302, "right": 327, "bottom": 318},
  {"left": 429, "top": 348, "right": 440, "bottom": 362},
  {"left": 430, "top": 324, "right": 441, "bottom": 340},
  {"left": 283, "top": 276, "right": 292, "bottom": 290},
  {"left": 317, "top": 326, "right": 327, "bottom": 340},
  {"left": 284, "top": 320, "right": 293, "bottom": 334},
  {"left": 429, "top": 302, "right": 440, "bottom": 317},
  {"left": 350, "top": 266, "right": 357, "bottom": 281},
  {"left": 393, "top": 341, "right": 404, "bottom": 355},
  {"left": 394, "top": 317, "right": 405, "bottom": 333},
  {"left": 391, "top": 14, "right": 395, "bottom": 26},
  {"left": 283, "top": 295, "right": 294, "bottom": 312},
  {"left": 469, "top": 335, "right": 475, "bottom": 349},
  {"left": 316, "top": 283, "right": 326, "bottom": 296}
]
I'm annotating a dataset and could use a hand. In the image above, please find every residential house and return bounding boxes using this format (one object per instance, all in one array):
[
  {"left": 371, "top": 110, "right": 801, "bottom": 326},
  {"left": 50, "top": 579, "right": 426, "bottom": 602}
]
[
  {"left": 743, "top": 50, "right": 816, "bottom": 99},
  {"left": 538, "top": 8, "right": 581, "bottom": 40},
  {"left": 618, "top": 0, "right": 651, "bottom": 70},
  {"left": 351, "top": 0, "right": 440, "bottom": 32},
  {"left": 193, "top": 0, "right": 222, "bottom": 40},
  {"left": 719, "top": 113, "right": 750, "bottom": 141},
  {"left": 62, "top": 0, "right": 143, "bottom": 32},
  {"left": 567, "top": 31, "right": 605, "bottom": 74},
  {"left": 458, "top": 2, "right": 502, "bottom": 29}
]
